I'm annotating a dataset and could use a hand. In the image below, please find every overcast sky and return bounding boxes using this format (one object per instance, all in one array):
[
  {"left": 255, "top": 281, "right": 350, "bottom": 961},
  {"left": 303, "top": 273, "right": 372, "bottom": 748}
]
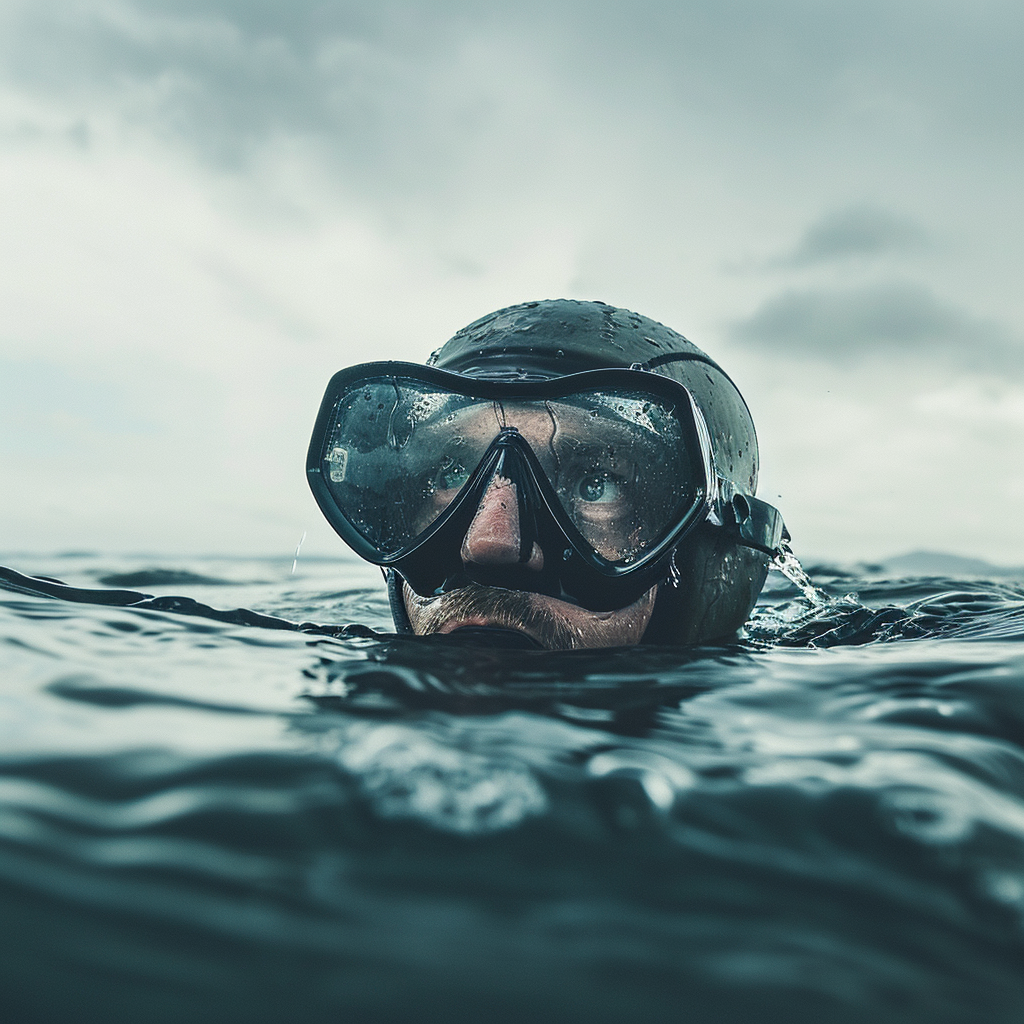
[{"left": 1, "top": 0, "right": 1021, "bottom": 565}]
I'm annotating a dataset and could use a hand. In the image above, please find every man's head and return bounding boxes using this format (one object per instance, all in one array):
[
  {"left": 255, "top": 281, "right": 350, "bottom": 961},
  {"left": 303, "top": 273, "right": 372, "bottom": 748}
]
[{"left": 307, "top": 299, "right": 785, "bottom": 649}]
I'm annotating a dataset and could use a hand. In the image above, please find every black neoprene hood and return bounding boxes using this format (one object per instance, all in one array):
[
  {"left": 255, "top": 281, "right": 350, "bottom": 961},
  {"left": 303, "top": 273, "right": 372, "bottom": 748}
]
[
  {"left": 432, "top": 297, "right": 710, "bottom": 375},
  {"left": 429, "top": 298, "right": 759, "bottom": 498}
]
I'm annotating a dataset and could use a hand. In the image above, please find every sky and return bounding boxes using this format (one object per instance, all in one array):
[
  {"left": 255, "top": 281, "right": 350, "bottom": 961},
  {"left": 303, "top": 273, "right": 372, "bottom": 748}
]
[{"left": 0, "top": 0, "right": 1021, "bottom": 565}]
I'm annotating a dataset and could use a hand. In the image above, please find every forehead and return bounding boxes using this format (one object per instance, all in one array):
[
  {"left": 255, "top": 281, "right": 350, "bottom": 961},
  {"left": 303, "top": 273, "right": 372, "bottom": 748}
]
[{"left": 416, "top": 396, "right": 669, "bottom": 449}]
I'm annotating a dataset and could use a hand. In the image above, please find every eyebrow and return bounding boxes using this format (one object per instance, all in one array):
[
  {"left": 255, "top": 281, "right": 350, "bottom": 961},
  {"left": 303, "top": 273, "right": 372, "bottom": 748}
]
[{"left": 409, "top": 399, "right": 666, "bottom": 451}]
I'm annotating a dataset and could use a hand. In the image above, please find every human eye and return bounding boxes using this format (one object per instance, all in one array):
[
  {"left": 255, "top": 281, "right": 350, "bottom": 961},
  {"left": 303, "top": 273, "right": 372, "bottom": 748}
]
[
  {"left": 433, "top": 454, "right": 471, "bottom": 493},
  {"left": 574, "top": 469, "right": 627, "bottom": 505}
]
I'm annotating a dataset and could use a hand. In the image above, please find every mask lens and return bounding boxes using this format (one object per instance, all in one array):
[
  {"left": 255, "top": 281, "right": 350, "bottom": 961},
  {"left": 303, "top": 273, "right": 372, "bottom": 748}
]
[
  {"left": 530, "top": 393, "right": 695, "bottom": 564},
  {"left": 322, "top": 380, "right": 487, "bottom": 556},
  {"left": 319, "top": 377, "right": 703, "bottom": 564}
]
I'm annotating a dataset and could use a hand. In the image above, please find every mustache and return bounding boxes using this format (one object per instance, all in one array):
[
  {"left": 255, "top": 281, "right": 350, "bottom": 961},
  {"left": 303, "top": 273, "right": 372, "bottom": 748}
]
[{"left": 411, "top": 583, "right": 580, "bottom": 650}]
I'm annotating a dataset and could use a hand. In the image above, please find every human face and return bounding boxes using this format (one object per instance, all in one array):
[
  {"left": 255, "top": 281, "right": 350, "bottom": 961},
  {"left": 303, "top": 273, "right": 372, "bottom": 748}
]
[
  {"left": 403, "top": 470, "right": 659, "bottom": 650},
  {"left": 411, "top": 401, "right": 661, "bottom": 564}
]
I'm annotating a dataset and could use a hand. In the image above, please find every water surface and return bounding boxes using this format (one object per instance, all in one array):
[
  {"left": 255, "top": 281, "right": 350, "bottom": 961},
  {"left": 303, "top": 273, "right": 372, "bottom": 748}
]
[{"left": 2, "top": 553, "right": 1024, "bottom": 1023}]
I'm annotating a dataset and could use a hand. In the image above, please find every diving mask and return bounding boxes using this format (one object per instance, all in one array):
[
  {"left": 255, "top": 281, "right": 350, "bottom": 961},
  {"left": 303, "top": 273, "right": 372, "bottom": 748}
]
[{"left": 307, "top": 362, "right": 785, "bottom": 611}]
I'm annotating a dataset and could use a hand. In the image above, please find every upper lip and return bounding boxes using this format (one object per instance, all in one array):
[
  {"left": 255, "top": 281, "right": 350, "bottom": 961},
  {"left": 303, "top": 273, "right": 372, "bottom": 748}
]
[
  {"left": 439, "top": 615, "right": 513, "bottom": 634},
  {"left": 438, "top": 614, "right": 546, "bottom": 645}
]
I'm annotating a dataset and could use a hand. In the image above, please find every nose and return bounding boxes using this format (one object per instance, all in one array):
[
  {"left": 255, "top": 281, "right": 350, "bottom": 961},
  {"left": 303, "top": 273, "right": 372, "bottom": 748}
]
[{"left": 460, "top": 475, "right": 544, "bottom": 571}]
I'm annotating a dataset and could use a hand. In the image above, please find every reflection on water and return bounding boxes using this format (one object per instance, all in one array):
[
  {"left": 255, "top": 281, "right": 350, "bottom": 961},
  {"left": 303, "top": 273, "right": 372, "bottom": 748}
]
[{"left": 1, "top": 553, "right": 1024, "bottom": 1023}]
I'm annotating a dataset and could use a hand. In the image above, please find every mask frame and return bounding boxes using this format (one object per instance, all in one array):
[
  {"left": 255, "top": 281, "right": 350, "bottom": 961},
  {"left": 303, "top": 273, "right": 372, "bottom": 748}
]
[{"left": 307, "top": 362, "right": 786, "bottom": 611}]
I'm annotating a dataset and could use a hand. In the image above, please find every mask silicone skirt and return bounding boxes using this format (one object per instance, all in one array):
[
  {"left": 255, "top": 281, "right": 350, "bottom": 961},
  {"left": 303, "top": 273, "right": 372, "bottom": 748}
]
[{"left": 307, "top": 364, "right": 718, "bottom": 612}]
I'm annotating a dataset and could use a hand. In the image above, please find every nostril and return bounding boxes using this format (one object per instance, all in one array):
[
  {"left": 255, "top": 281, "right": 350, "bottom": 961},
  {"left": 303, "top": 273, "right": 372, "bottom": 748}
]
[{"left": 523, "top": 541, "right": 545, "bottom": 572}]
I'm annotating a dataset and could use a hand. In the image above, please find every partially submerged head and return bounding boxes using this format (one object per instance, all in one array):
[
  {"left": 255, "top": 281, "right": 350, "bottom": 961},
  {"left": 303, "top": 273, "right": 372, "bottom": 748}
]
[{"left": 307, "top": 299, "right": 786, "bottom": 649}]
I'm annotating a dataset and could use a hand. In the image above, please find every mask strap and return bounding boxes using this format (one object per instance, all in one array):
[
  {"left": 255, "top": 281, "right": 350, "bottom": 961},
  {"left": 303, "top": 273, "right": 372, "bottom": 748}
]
[{"left": 387, "top": 569, "right": 415, "bottom": 633}]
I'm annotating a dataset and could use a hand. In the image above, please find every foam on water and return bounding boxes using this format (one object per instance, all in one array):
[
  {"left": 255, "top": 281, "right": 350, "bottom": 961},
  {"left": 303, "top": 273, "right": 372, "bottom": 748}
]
[{"left": 1, "top": 553, "right": 1024, "bottom": 1023}]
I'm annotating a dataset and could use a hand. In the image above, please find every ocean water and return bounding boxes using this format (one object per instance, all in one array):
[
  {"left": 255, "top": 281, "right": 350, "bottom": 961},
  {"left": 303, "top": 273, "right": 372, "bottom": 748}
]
[{"left": 1, "top": 553, "right": 1024, "bottom": 1023}]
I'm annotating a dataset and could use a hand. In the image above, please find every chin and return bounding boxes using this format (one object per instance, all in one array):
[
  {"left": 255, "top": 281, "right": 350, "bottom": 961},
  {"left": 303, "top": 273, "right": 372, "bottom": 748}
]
[{"left": 402, "top": 581, "right": 658, "bottom": 651}]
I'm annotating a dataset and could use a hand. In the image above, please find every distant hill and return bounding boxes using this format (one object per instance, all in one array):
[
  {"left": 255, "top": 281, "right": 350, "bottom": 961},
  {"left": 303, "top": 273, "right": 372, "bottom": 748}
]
[{"left": 880, "top": 551, "right": 1024, "bottom": 577}]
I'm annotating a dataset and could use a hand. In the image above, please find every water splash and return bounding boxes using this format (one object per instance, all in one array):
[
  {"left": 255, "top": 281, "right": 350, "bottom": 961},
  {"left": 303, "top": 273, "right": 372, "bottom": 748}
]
[
  {"left": 291, "top": 530, "right": 307, "bottom": 575},
  {"left": 770, "top": 539, "right": 830, "bottom": 607}
]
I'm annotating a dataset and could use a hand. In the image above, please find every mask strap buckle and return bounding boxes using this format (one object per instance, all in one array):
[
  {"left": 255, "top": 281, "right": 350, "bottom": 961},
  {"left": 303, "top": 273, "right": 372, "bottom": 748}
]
[{"left": 722, "top": 493, "right": 789, "bottom": 556}]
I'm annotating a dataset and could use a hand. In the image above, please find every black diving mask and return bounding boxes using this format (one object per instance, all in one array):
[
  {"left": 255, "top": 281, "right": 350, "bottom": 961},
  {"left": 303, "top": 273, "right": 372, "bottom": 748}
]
[{"left": 307, "top": 362, "right": 786, "bottom": 612}]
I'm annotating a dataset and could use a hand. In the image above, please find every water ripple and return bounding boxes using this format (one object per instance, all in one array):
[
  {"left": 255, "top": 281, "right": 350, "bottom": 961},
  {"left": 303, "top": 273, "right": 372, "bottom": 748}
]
[{"left": 1, "top": 556, "right": 1024, "bottom": 1022}]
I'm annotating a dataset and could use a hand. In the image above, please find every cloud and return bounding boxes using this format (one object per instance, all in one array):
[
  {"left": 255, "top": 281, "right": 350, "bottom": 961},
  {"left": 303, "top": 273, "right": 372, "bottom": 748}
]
[
  {"left": 0, "top": 0, "right": 1022, "bottom": 562},
  {"left": 1, "top": 2, "right": 415, "bottom": 170},
  {"left": 5, "top": 1, "right": 1023, "bottom": 178},
  {"left": 732, "top": 281, "right": 1017, "bottom": 363},
  {"left": 771, "top": 205, "right": 930, "bottom": 267}
]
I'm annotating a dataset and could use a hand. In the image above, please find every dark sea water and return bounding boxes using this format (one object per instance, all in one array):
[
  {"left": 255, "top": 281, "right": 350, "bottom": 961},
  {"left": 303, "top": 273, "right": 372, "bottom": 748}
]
[{"left": 2, "top": 553, "right": 1024, "bottom": 1023}]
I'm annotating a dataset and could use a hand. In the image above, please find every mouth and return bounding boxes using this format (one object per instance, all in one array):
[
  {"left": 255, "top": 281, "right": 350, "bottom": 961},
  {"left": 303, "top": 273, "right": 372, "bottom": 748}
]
[
  {"left": 402, "top": 580, "right": 658, "bottom": 652},
  {"left": 439, "top": 623, "right": 544, "bottom": 649},
  {"left": 437, "top": 613, "right": 547, "bottom": 649},
  {"left": 404, "top": 588, "right": 565, "bottom": 649},
  {"left": 439, "top": 612, "right": 571, "bottom": 634}
]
